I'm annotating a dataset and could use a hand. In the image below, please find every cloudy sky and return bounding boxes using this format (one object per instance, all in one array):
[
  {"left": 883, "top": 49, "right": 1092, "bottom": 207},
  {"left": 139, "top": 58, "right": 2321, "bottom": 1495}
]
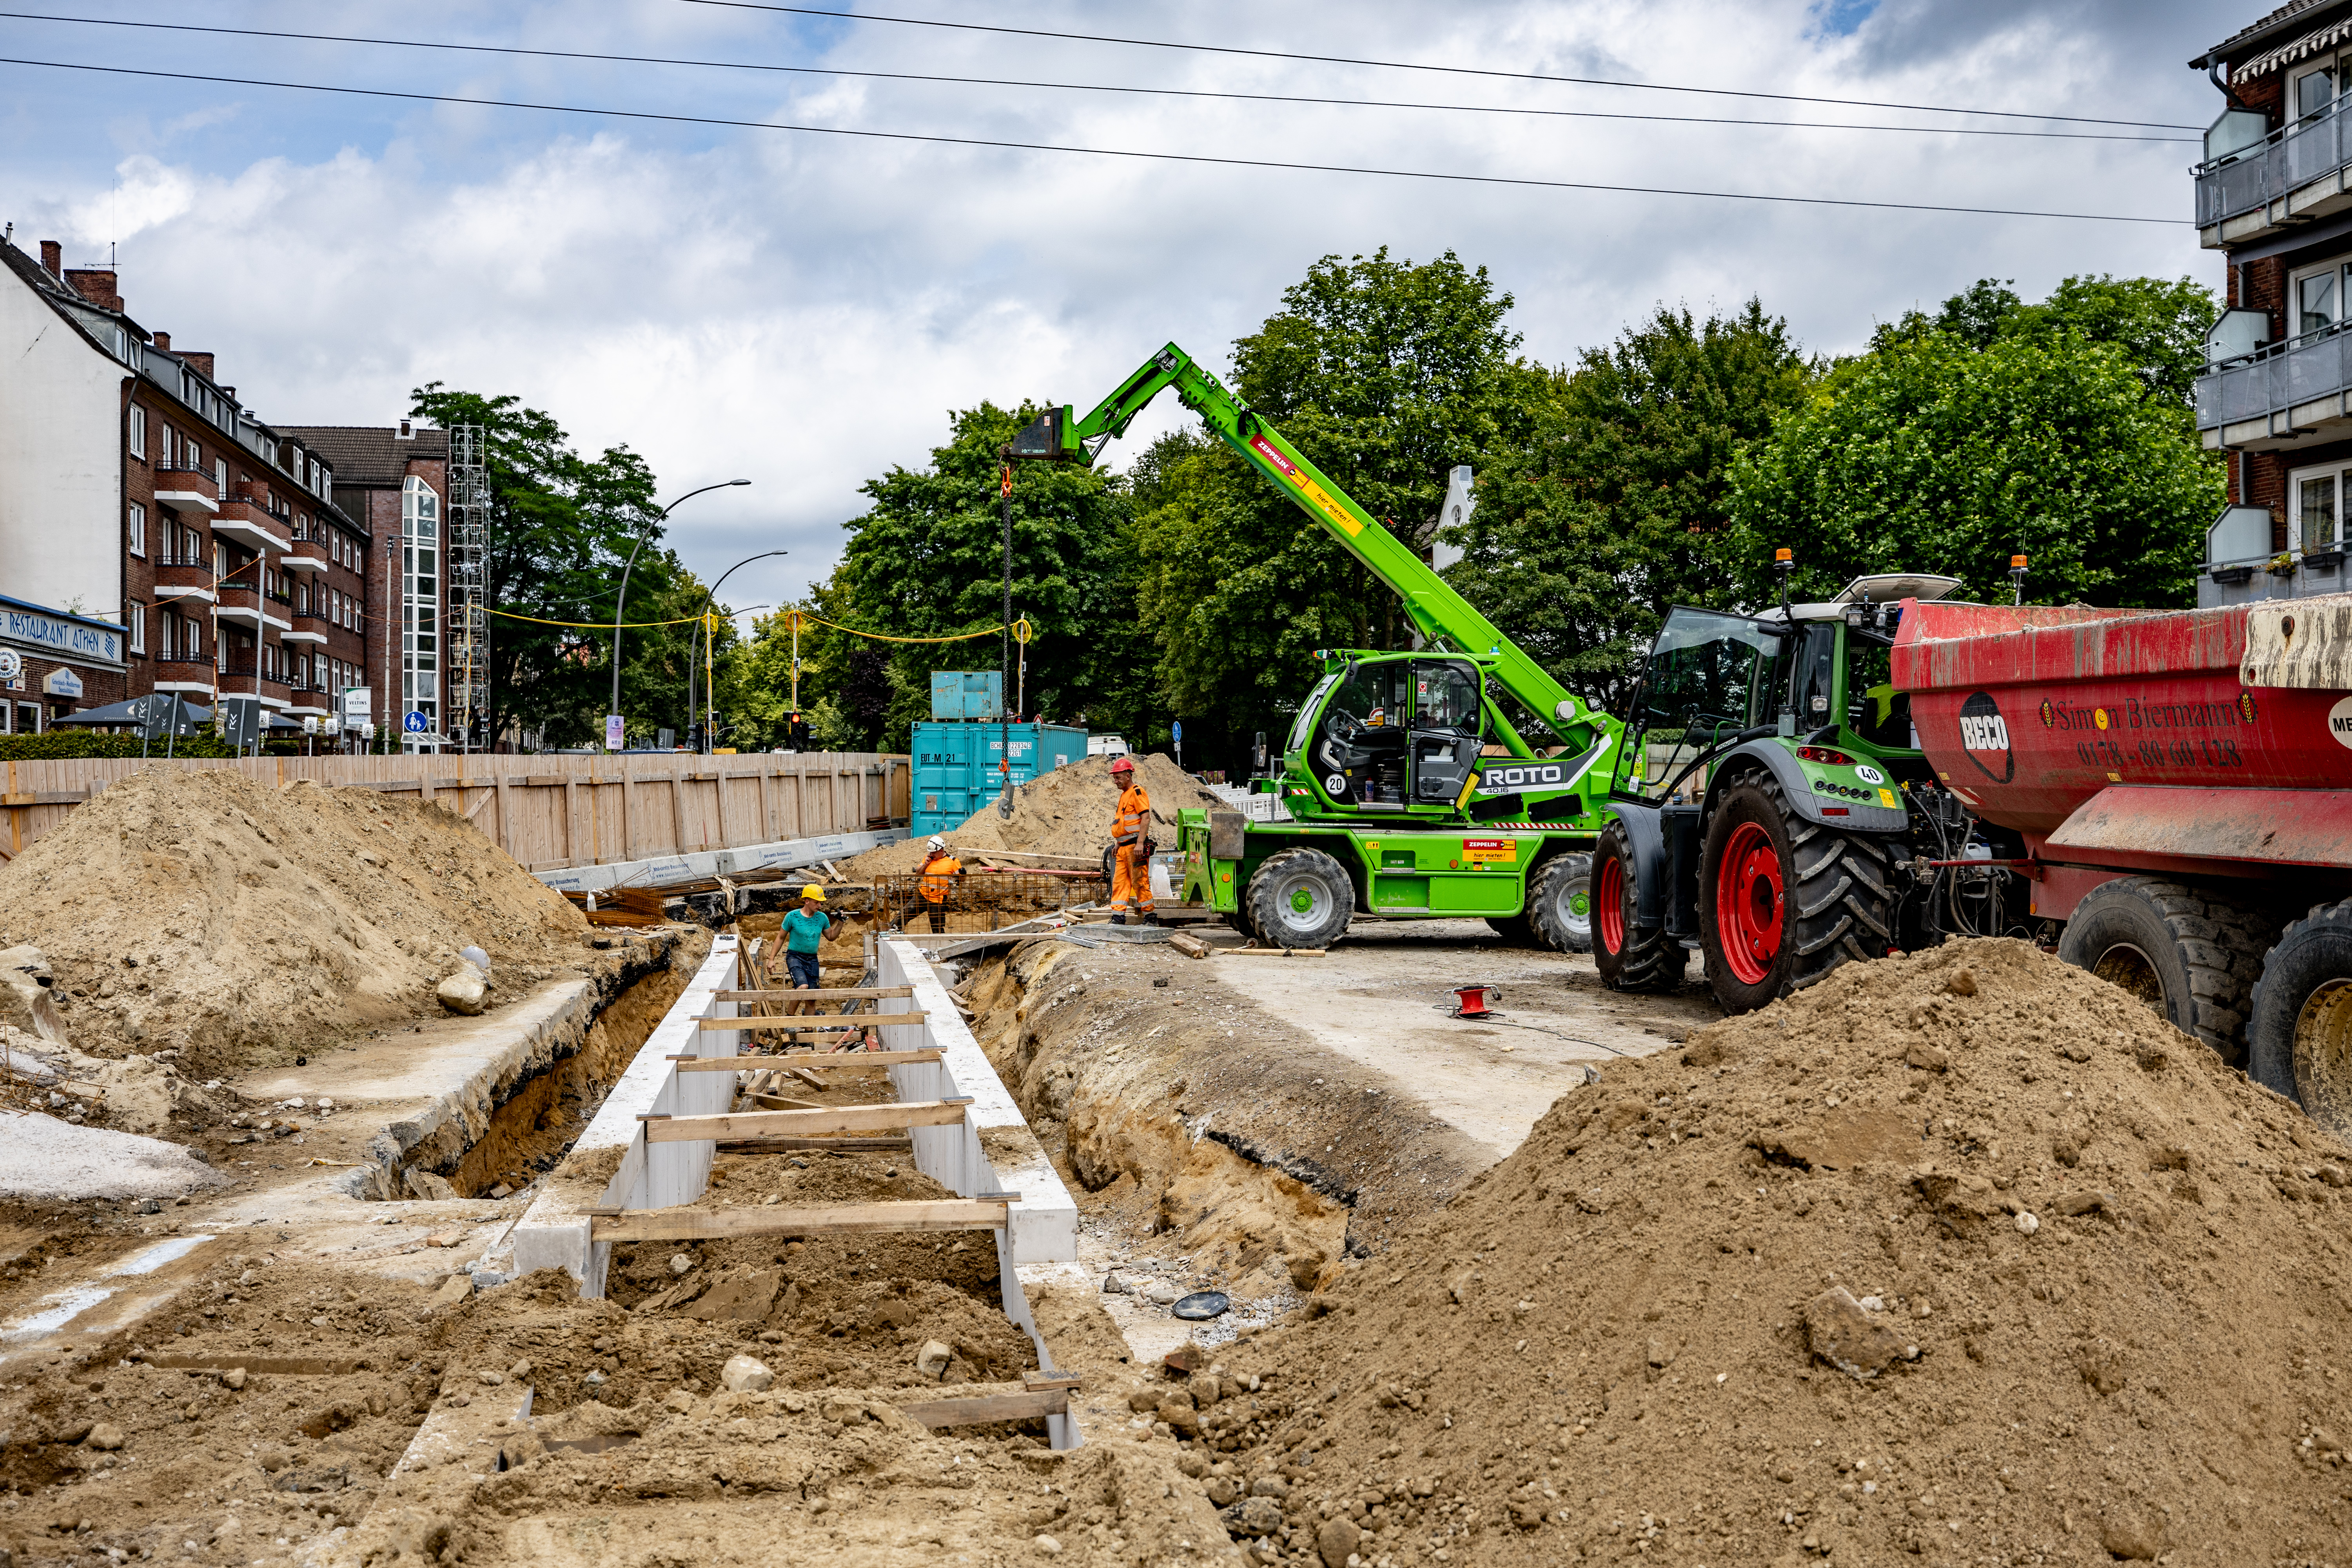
[{"left": 0, "top": 0, "right": 2232, "bottom": 622}]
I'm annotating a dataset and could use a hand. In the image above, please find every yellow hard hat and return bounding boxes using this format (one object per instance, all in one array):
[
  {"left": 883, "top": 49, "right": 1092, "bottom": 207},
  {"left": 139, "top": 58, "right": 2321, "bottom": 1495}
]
[{"left": 800, "top": 884, "right": 827, "bottom": 902}]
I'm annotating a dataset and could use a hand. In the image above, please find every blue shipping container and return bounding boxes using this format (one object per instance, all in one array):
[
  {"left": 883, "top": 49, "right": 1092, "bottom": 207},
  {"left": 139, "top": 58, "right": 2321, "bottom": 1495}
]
[
  {"left": 929, "top": 670, "right": 1004, "bottom": 722},
  {"left": 911, "top": 721, "right": 1087, "bottom": 837}
]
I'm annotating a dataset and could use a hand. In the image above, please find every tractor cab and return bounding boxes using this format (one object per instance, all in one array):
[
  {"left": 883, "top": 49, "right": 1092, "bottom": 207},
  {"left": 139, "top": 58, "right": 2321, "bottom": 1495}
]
[{"left": 1281, "top": 652, "right": 1487, "bottom": 817}]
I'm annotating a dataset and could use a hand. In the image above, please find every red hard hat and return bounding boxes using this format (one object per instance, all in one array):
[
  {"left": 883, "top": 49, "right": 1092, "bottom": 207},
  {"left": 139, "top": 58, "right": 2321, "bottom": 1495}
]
[{"left": 1110, "top": 755, "right": 1135, "bottom": 773}]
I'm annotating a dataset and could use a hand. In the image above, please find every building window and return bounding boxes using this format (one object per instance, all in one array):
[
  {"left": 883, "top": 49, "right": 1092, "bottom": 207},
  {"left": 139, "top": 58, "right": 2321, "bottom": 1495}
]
[
  {"left": 126, "top": 501, "right": 145, "bottom": 558},
  {"left": 2299, "top": 65, "right": 2337, "bottom": 123},
  {"left": 2292, "top": 461, "right": 2350, "bottom": 552},
  {"left": 127, "top": 602, "right": 145, "bottom": 655},
  {"left": 128, "top": 405, "right": 146, "bottom": 460},
  {"left": 214, "top": 457, "right": 227, "bottom": 495},
  {"left": 2293, "top": 262, "right": 2348, "bottom": 344}
]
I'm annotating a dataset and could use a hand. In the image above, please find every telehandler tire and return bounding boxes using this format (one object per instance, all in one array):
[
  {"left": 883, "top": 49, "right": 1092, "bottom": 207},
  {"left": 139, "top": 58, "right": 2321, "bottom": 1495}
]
[
  {"left": 2058, "top": 877, "right": 2275, "bottom": 1067},
  {"left": 1528, "top": 851, "right": 1595, "bottom": 954},
  {"left": 1592, "top": 820, "right": 1686, "bottom": 993},
  {"left": 1245, "top": 848, "right": 1354, "bottom": 950},
  {"left": 1698, "top": 773, "right": 1894, "bottom": 1014}
]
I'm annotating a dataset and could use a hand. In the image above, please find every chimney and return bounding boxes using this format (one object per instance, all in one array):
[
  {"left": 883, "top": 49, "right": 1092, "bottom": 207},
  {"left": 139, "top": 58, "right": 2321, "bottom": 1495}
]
[
  {"left": 63, "top": 269, "right": 121, "bottom": 312},
  {"left": 152, "top": 331, "right": 170, "bottom": 352},
  {"left": 395, "top": 419, "right": 414, "bottom": 441},
  {"left": 38, "top": 240, "right": 60, "bottom": 278},
  {"left": 182, "top": 352, "right": 215, "bottom": 380}
]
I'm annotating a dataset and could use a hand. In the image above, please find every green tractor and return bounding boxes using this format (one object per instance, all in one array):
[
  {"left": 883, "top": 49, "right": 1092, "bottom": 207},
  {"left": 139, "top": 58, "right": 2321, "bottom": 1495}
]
[{"left": 1591, "top": 570, "right": 1966, "bottom": 1012}]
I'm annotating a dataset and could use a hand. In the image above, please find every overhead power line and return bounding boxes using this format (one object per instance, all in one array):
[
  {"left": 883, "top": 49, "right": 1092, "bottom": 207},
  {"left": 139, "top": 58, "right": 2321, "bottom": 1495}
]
[
  {"left": 0, "top": 11, "right": 2197, "bottom": 143},
  {"left": 0, "top": 55, "right": 2189, "bottom": 225},
  {"left": 678, "top": 0, "right": 2201, "bottom": 131}
]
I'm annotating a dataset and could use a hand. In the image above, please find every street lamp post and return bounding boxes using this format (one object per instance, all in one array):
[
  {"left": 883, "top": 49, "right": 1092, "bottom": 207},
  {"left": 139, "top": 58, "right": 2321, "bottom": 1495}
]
[
  {"left": 688, "top": 550, "right": 788, "bottom": 754},
  {"left": 610, "top": 479, "right": 747, "bottom": 751}
]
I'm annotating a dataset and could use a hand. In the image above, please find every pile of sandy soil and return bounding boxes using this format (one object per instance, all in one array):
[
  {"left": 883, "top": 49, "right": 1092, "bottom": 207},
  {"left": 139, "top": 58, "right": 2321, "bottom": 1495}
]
[
  {"left": 0, "top": 769, "right": 592, "bottom": 1075},
  {"left": 1184, "top": 938, "right": 2352, "bottom": 1566},
  {"left": 843, "top": 752, "right": 1221, "bottom": 878}
]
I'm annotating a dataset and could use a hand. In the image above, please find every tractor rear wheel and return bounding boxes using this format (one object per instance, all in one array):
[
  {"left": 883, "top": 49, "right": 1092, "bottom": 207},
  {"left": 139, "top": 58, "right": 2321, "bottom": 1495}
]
[
  {"left": 1245, "top": 848, "right": 1354, "bottom": 949},
  {"left": 2247, "top": 899, "right": 2352, "bottom": 1134},
  {"left": 1528, "top": 852, "right": 1595, "bottom": 954},
  {"left": 1699, "top": 774, "right": 1895, "bottom": 1014},
  {"left": 2058, "top": 877, "right": 2275, "bottom": 1066},
  {"left": 1592, "top": 820, "right": 1686, "bottom": 992}
]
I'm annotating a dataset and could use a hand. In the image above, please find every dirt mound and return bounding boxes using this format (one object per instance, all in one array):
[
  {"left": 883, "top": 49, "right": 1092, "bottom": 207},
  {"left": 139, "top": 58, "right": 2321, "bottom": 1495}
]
[
  {"left": 0, "top": 768, "right": 590, "bottom": 1074},
  {"left": 843, "top": 752, "right": 1220, "bottom": 878},
  {"left": 1196, "top": 938, "right": 2352, "bottom": 1565}
]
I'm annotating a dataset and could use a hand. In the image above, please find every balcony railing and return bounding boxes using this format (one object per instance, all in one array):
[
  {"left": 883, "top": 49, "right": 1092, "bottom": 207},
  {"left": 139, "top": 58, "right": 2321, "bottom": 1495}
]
[
  {"left": 2197, "top": 324, "right": 2352, "bottom": 434},
  {"left": 2197, "top": 103, "right": 2352, "bottom": 232}
]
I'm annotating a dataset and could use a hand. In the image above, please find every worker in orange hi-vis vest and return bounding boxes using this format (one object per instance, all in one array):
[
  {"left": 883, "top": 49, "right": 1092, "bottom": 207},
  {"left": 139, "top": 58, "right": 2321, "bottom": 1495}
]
[
  {"left": 917, "top": 835, "right": 963, "bottom": 933},
  {"left": 1107, "top": 755, "right": 1158, "bottom": 925}
]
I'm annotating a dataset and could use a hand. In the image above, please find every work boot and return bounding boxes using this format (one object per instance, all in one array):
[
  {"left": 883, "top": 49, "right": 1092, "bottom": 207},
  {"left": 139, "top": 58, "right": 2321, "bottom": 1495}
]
[
  {"left": 1140, "top": 913, "right": 1161, "bottom": 927},
  {"left": 1109, "top": 915, "right": 1127, "bottom": 926}
]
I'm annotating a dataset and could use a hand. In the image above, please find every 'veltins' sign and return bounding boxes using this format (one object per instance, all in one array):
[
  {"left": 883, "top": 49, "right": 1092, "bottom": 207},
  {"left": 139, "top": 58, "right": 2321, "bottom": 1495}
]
[{"left": 1, "top": 606, "right": 120, "bottom": 665}]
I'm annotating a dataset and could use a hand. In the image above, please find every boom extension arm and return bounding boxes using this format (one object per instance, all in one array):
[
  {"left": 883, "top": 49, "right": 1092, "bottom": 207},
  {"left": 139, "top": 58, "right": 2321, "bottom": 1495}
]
[{"left": 1011, "top": 343, "right": 1595, "bottom": 751}]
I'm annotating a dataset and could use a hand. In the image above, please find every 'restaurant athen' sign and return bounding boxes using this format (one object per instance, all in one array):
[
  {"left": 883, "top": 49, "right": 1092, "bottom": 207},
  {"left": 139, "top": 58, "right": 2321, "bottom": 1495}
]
[{"left": 0, "top": 597, "right": 125, "bottom": 668}]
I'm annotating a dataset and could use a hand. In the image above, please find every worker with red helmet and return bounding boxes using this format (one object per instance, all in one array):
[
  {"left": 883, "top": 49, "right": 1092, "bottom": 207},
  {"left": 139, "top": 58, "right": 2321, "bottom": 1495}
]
[{"left": 1107, "top": 755, "right": 1156, "bottom": 925}]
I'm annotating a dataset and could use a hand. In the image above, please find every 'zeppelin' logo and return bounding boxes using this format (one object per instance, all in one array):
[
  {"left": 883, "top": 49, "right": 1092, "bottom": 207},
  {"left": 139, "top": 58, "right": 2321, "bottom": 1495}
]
[{"left": 1958, "top": 691, "right": 2014, "bottom": 784}]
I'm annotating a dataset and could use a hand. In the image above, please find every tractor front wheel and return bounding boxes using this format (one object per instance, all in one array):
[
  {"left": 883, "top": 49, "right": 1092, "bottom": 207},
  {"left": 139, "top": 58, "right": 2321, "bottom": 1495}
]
[
  {"left": 1699, "top": 775, "right": 1895, "bottom": 1014},
  {"left": 1245, "top": 848, "right": 1354, "bottom": 949},
  {"left": 1592, "top": 821, "right": 1685, "bottom": 992}
]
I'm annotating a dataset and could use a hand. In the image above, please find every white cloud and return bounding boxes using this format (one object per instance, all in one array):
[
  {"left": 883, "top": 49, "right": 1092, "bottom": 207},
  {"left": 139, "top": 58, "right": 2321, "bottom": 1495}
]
[{"left": 1, "top": 0, "right": 2223, "bottom": 621}]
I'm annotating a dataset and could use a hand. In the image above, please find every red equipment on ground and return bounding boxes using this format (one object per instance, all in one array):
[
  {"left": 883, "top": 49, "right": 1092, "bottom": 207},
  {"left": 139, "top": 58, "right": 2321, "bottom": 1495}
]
[{"left": 1893, "top": 592, "right": 2352, "bottom": 1131}]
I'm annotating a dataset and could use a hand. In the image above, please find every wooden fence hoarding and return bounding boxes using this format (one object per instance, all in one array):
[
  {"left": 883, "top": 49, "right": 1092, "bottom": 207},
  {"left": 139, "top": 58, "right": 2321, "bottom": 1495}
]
[{"left": 0, "top": 752, "right": 911, "bottom": 872}]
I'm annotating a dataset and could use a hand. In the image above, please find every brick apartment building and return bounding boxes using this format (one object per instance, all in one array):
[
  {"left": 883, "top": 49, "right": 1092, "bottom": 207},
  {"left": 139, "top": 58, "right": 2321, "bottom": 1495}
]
[
  {"left": 2193, "top": 0, "right": 2352, "bottom": 602},
  {"left": 0, "top": 232, "right": 439, "bottom": 742}
]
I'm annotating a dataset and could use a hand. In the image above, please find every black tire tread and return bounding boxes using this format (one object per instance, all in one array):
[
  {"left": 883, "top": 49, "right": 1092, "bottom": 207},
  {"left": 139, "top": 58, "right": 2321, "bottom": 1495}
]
[
  {"left": 2064, "top": 876, "right": 2276, "bottom": 1061},
  {"left": 1528, "top": 851, "right": 1595, "bottom": 955},
  {"left": 1596, "top": 822, "right": 1686, "bottom": 993},
  {"left": 1244, "top": 846, "right": 1355, "bottom": 950},
  {"left": 1770, "top": 775, "right": 1896, "bottom": 993},
  {"left": 2244, "top": 897, "right": 2350, "bottom": 1097}
]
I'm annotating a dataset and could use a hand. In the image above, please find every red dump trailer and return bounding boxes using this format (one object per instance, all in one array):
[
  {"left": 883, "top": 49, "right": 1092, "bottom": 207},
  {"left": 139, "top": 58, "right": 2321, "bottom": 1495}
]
[{"left": 1892, "top": 592, "right": 2352, "bottom": 1131}]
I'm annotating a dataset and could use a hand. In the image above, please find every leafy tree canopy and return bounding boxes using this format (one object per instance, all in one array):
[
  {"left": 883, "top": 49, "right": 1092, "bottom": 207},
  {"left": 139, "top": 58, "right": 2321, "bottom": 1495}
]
[
  {"left": 1871, "top": 274, "right": 2218, "bottom": 407},
  {"left": 1726, "top": 328, "right": 2223, "bottom": 608}
]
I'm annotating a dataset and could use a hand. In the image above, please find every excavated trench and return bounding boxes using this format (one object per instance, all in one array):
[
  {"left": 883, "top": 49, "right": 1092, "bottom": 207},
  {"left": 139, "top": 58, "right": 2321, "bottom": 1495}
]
[
  {"left": 379, "top": 929, "right": 709, "bottom": 1201},
  {"left": 957, "top": 936, "right": 1494, "bottom": 1302}
]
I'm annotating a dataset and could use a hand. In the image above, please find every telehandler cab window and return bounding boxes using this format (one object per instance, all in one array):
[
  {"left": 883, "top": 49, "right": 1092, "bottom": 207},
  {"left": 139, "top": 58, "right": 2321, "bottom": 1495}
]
[
  {"left": 1288, "top": 674, "right": 1338, "bottom": 754},
  {"left": 1328, "top": 663, "right": 1412, "bottom": 732},
  {"left": 1410, "top": 662, "right": 1481, "bottom": 735}
]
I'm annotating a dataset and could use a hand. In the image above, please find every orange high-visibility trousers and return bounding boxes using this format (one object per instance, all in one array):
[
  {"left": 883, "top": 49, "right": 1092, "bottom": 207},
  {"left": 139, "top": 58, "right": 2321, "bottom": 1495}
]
[{"left": 1111, "top": 843, "right": 1155, "bottom": 915}]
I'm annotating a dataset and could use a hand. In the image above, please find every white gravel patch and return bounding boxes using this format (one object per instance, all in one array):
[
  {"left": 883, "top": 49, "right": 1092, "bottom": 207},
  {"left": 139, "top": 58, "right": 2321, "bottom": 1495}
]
[{"left": 0, "top": 1109, "right": 225, "bottom": 1200}]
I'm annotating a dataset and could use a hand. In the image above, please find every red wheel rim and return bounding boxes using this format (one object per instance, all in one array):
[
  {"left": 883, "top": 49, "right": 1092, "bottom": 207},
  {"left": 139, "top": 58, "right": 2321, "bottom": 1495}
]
[
  {"left": 1716, "top": 820, "right": 1784, "bottom": 986},
  {"left": 1596, "top": 847, "right": 1627, "bottom": 957}
]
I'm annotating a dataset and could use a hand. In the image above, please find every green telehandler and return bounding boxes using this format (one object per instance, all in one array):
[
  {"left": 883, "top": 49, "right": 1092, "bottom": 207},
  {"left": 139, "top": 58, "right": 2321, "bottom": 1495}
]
[{"left": 1010, "top": 342, "right": 1627, "bottom": 951}]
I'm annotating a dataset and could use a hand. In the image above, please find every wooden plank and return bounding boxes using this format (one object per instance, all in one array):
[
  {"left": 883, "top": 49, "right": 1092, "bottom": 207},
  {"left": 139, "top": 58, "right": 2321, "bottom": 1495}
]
[
  {"left": 751, "top": 1092, "right": 824, "bottom": 1111},
  {"left": 757, "top": 768, "right": 773, "bottom": 842},
  {"left": 895, "top": 1390, "right": 1068, "bottom": 1429},
  {"left": 493, "top": 772, "right": 511, "bottom": 853},
  {"left": 715, "top": 1136, "right": 912, "bottom": 1153},
  {"left": 715, "top": 764, "right": 737, "bottom": 849},
  {"left": 665, "top": 1048, "right": 942, "bottom": 1071},
  {"left": 641, "top": 1100, "right": 969, "bottom": 1141},
  {"left": 1222, "top": 947, "right": 1327, "bottom": 958},
  {"left": 1167, "top": 932, "right": 1211, "bottom": 960},
  {"left": 715, "top": 987, "right": 913, "bottom": 1002},
  {"left": 589, "top": 1198, "right": 1006, "bottom": 1242},
  {"left": 695, "top": 1012, "right": 925, "bottom": 1032}
]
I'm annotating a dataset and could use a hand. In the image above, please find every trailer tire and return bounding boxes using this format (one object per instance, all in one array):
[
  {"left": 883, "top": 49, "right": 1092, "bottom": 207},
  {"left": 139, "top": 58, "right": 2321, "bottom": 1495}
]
[
  {"left": 1699, "top": 774, "right": 1895, "bottom": 1015},
  {"left": 1528, "top": 852, "right": 1595, "bottom": 954},
  {"left": 1593, "top": 820, "right": 1686, "bottom": 993},
  {"left": 1245, "top": 848, "right": 1354, "bottom": 950},
  {"left": 2058, "top": 877, "right": 2274, "bottom": 1066},
  {"left": 2247, "top": 899, "right": 2352, "bottom": 1134}
]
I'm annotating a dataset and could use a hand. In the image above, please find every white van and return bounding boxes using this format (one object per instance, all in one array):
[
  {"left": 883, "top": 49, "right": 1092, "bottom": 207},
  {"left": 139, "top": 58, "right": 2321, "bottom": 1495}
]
[{"left": 1086, "top": 733, "right": 1129, "bottom": 758}]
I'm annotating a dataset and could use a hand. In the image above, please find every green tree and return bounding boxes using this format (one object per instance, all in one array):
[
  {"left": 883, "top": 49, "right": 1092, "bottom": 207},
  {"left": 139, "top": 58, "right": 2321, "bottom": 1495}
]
[
  {"left": 1874, "top": 274, "right": 2218, "bottom": 408},
  {"left": 1133, "top": 248, "right": 1528, "bottom": 766},
  {"left": 1726, "top": 328, "right": 2223, "bottom": 608},
  {"left": 407, "top": 385, "right": 702, "bottom": 750},
  {"left": 791, "top": 401, "right": 1144, "bottom": 753},
  {"left": 1445, "top": 301, "right": 1817, "bottom": 711}
]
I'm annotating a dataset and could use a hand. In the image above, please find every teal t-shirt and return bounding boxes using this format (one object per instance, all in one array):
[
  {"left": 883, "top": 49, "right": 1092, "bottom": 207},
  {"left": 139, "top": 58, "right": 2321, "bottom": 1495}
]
[{"left": 783, "top": 908, "right": 831, "bottom": 954}]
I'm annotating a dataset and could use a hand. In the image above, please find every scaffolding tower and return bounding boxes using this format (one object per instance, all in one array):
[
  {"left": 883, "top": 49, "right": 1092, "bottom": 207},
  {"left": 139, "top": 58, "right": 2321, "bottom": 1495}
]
[{"left": 447, "top": 423, "right": 490, "bottom": 750}]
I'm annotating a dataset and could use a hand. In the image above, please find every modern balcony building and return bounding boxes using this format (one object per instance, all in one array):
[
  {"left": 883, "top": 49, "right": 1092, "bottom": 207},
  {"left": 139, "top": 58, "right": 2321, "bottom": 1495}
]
[{"left": 2193, "top": 0, "right": 2352, "bottom": 603}]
